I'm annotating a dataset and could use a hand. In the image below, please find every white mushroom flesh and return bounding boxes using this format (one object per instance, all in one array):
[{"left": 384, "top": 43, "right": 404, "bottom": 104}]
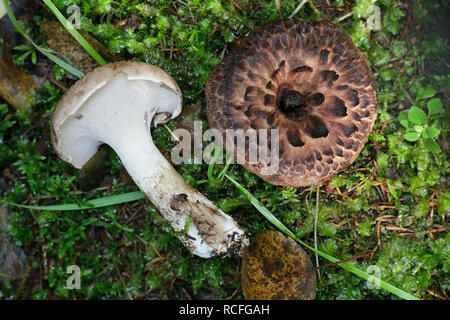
[{"left": 54, "top": 71, "right": 248, "bottom": 258}]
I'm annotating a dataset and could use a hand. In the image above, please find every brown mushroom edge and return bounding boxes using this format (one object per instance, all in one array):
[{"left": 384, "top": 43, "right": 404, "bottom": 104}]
[
  {"left": 206, "top": 19, "right": 378, "bottom": 187},
  {"left": 241, "top": 231, "right": 316, "bottom": 300}
]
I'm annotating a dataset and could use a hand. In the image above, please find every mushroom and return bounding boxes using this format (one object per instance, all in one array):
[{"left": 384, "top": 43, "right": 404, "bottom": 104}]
[
  {"left": 0, "top": 2, "right": 5, "bottom": 20},
  {"left": 241, "top": 231, "right": 316, "bottom": 300},
  {"left": 51, "top": 61, "right": 248, "bottom": 258},
  {"left": 206, "top": 19, "right": 377, "bottom": 187}
]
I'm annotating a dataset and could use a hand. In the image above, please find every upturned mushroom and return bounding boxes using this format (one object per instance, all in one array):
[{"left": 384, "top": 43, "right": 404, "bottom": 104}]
[
  {"left": 241, "top": 231, "right": 316, "bottom": 300},
  {"left": 0, "top": 2, "right": 5, "bottom": 20},
  {"left": 51, "top": 61, "right": 248, "bottom": 258},
  {"left": 206, "top": 19, "right": 377, "bottom": 186}
]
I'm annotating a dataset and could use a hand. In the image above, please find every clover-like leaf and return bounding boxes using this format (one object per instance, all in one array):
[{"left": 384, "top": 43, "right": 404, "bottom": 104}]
[
  {"left": 427, "top": 98, "right": 442, "bottom": 116},
  {"left": 408, "top": 106, "right": 427, "bottom": 125},
  {"left": 403, "top": 132, "right": 420, "bottom": 141}
]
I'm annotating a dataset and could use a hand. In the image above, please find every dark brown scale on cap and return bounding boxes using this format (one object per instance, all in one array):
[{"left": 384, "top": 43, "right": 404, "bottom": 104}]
[{"left": 206, "top": 19, "right": 377, "bottom": 187}]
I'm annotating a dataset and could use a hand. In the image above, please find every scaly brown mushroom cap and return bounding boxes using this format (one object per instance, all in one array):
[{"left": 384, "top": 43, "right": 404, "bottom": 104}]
[{"left": 206, "top": 19, "right": 377, "bottom": 186}]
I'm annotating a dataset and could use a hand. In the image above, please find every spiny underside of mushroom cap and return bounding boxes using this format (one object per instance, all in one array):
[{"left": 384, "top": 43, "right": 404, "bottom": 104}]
[{"left": 206, "top": 19, "right": 377, "bottom": 186}]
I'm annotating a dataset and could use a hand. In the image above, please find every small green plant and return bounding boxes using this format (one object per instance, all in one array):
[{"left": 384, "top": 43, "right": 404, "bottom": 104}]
[
  {"left": 399, "top": 93, "right": 443, "bottom": 153},
  {"left": 13, "top": 44, "right": 38, "bottom": 65}
]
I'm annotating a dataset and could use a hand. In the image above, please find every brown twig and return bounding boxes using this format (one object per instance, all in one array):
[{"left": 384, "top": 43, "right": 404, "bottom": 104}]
[{"left": 426, "top": 288, "right": 447, "bottom": 300}]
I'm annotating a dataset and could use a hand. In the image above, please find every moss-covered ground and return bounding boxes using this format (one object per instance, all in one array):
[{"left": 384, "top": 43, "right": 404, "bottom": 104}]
[{"left": 0, "top": 0, "right": 448, "bottom": 299}]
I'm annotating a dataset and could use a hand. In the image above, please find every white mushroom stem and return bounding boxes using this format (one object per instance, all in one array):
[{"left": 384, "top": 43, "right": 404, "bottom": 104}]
[{"left": 53, "top": 69, "right": 247, "bottom": 258}]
